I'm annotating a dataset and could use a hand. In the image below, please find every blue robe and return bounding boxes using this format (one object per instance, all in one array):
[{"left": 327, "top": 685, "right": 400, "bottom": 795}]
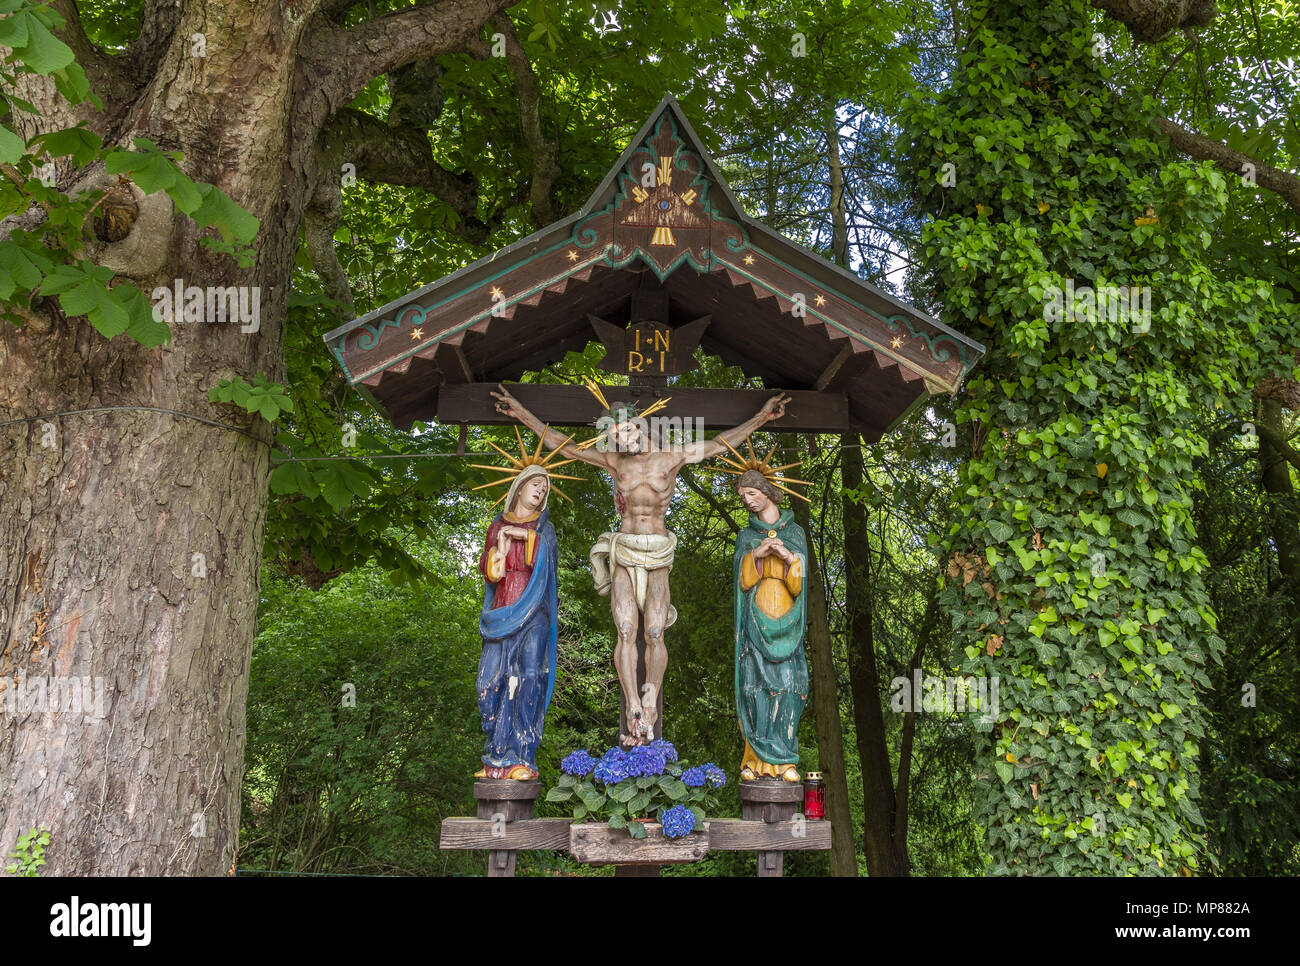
[{"left": 476, "top": 508, "right": 559, "bottom": 771}]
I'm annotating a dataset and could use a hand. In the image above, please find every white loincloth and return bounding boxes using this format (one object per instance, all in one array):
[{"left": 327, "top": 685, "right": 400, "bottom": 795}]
[{"left": 589, "top": 530, "right": 678, "bottom": 628}]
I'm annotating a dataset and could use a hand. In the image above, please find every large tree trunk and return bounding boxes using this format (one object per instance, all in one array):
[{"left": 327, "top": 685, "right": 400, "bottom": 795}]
[
  {"left": 792, "top": 474, "right": 858, "bottom": 876},
  {"left": 1257, "top": 398, "right": 1300, "bottom": 617},
  {"left": 841, "top": 437, "right": 910, "bottom": 876},
  {"left": 0, "top": 0, "right": 507, "bottom": 876}
]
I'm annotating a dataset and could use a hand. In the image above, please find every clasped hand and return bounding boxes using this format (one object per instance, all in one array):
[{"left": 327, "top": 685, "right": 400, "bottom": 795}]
[{"left": 754, "top": 536, "right": 794, "bottom": 565}]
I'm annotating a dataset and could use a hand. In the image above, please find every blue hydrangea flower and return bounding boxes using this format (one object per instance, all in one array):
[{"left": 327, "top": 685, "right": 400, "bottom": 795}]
[
  {"left": 625, "top": 745, "right": 667, "bottom": 777},
  {"left": 593, "top": 747, "right": 629, "bottom": 785},
  {"left": 661, "top": 804, "right": 696, "bottom": 839},
  {"left": 702, "top": 763, "right": 727, "bottom": 788},
  {"left": 649, "top": 738, "right": 678, "bottom": 762},
  {"left": 680, "top": 766, "right": 707, "bottom": 788},
  {"left": 560, "top": 750, "right": 596, "bottom": 777}
]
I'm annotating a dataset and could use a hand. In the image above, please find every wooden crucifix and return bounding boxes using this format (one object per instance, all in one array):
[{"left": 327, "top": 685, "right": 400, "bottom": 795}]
[{"left": 490, "top": 292, "right": 790, "bottom": 747}]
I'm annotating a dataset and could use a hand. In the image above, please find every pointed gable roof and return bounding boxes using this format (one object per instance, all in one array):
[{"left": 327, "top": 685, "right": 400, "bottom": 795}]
[{"left": 323, "top": 94, "right": 984, "bottom": 440}]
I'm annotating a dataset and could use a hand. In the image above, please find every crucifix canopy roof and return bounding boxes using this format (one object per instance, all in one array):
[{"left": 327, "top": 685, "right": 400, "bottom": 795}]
[{"left": 323, "top": 94, "right": 984, "bottom": 440}]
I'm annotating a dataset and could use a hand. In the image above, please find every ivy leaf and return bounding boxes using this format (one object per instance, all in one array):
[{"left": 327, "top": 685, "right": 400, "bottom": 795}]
[{"left": 987, "top": 520, "right": 1014, "bottom": 542}]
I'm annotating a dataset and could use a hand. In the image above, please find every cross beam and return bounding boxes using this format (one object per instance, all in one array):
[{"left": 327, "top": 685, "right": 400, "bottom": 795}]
[{"left": 437, "top": 383, "right": 852, "bottom": 432}]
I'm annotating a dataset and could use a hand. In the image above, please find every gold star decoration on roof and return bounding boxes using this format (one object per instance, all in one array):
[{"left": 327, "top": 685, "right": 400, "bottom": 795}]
[
  {"left": 701, "top": 436, "right": 811, "bottom": 503},
  {"left": 469, "top": 426, "right": 584, "bottom": 509},
  {"left": 890, "top": 336, "right": 905, "bottom": 349},
  {"left": 490, "top": 286, "right": 504, "bottom": 300},
  {"left": 743, "top": 254, "right": 755, "bottom": 265},
  {"left": 814, "top": 294, "right": 826, "bottom": 306},
  {"left": 411, "top": 327, "right": 424, "bottom": 340},
  {"left": 567, "top": 250, "right": 579, "bottom": 261}
]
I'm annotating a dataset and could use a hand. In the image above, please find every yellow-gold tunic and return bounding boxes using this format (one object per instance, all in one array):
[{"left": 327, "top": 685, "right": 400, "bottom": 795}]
[
  {"left": 734, "top": 507, "right": 810, "bottom": 778},
  {"left": 738, "top": 551, "right": 805, "bottom": 776}
]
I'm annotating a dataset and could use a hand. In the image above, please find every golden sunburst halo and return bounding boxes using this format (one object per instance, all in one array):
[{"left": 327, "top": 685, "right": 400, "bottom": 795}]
[
  {"left": 700, "top": 434, "right": 811, "bottom": 503},
  {"left": 472, "top": 426, "right": 583, "bottom": 508}
]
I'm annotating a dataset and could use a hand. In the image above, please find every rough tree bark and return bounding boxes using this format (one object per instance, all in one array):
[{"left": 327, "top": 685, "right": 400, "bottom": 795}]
[
  {"left": 1090, "top": 0, "right": 1218, "bottom": 42},
  {"left": 1256, "top": 398, "right": 1300, "bottom": 619},
  {"left": 0, "top": 0, "right": 511, "bottom": 876},
  {"left": 791, "top": 452, "right": 858, "bottom": 877},
  {"left": 841, "top": 438, "right": 910, "bottom": 876},
  {"left": 825, "top": 120, "right": 911, "bottom": 875}
]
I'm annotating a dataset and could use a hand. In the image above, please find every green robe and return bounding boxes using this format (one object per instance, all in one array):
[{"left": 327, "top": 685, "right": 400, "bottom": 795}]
[{"left": 734, "top": 508, "right": 809, "bottom": 766}]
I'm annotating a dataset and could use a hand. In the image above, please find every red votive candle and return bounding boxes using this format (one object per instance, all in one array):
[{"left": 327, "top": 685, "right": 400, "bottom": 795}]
[{"left": 803, "top": 772, "right": 826, "bottom": 820}]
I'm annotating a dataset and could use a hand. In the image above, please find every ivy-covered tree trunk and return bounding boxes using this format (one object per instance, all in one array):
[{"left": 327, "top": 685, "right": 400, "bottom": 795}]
[
  {"left": 0, "top": 0, "right": 507, "bottom": 876},
  {"left": 903, "top": 0, "right": 1289, "bottom": 874}
]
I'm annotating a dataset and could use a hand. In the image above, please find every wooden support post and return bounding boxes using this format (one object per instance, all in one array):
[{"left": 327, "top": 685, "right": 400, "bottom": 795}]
[
  {"left": 473, "top": 779, "right": 541, "bottom": 878},
  {"left": 739, "top": 780, "right": 804, "bottom": 877},
  {"left": 615, "top": 607, "right": 664, "bottom": 878},
  {"left": 614, "top": 628, "right": 663, "bottom": 883}
]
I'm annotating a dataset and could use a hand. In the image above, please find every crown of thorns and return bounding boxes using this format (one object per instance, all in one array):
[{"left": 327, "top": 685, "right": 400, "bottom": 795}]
[{"left": 574, "top": 380, "right": 673, "bottom": 450}]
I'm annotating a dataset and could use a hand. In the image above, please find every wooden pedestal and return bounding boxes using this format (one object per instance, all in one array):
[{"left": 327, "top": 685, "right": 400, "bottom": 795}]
[
  {"left": 739, "top": 780, "right": 804, "bottom": 877},
  {"left": 473, "top": 779, "right": 541, "bottom": 877},
  {"left": 441, "top": 779, "right": 832, "bottom": 876}
]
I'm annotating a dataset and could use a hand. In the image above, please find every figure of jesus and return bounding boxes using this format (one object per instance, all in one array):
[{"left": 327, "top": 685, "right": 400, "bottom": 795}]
[{"left": 491, "top": 385, "right": 789, "bottom": 745}]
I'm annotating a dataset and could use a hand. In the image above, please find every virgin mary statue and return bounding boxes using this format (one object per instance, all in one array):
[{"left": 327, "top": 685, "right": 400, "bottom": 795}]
[{"left": 475, "top": 464, "right": 558, "bottom": 780}]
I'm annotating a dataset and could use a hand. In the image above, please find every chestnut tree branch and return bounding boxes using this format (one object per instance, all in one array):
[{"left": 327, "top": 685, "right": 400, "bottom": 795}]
[
  {"left": 306, "top": 0, "right": 513, "bottom": 107},
  {"left": 1156, "top": 116, "right": 1300, "bottom": 215},
  {"left": 490, "top": 12, "right": 560, "bottom": 227}
]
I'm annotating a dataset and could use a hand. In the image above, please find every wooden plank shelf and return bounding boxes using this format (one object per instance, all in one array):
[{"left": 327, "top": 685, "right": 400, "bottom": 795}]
[
  {"left": 443, "top": 776, "right": 831, "bottom": 875},
  {"left": 569, "top": 822, "right": 709, "bottom": 865},
  {"left": 705, "top": 818, "right": 833, "bottom": 851},
  {"left": 440, "top": 818, "right": 831, "bottom": 855},
  {"left": 439, "top": 817, "right": 573, "bottom": 851}
]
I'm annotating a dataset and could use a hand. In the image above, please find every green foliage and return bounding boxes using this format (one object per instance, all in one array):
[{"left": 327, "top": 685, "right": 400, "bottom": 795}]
[
  {"left": 545, "top": 760, "right": 720, "bottom": 835},
  {"left": 1192, "top": 417, "right": 1300, "bottom": 874},
  {"left": 209, "top": 374, "right": 294, "bottom": 425},
  {"left": 0, "top": 1, "right": 256, "bottom": 343},
  {"left": 103, "top": 137, "right": 258, "bottom": 248},
  {"left": 5, "top": 826, "right": 50, "bottom": 877},
  {"left": 903, "top": 0, "right": 1298, "bottom": 875},
  {"left": 226, "top": 0, "right": 1296, "bottom": 879},
  {"left": 239, "top": 565, "right": 485, "bottom": 876}
]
